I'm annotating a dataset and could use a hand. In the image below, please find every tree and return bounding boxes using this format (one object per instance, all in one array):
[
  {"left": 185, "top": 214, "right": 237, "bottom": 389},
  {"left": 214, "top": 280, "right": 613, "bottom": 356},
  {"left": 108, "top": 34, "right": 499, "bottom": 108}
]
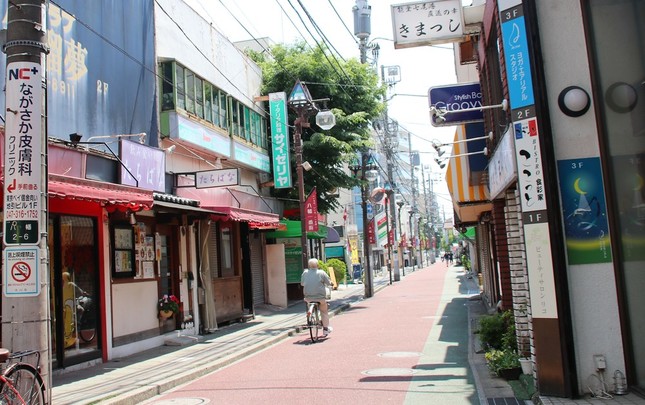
[{"left": 249, "top": 42, "right": 385, "bottom": 215}]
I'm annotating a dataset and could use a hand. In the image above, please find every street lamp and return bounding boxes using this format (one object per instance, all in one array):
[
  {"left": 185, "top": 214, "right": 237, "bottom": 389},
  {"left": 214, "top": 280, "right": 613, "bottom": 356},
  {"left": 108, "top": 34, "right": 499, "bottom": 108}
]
[
  {"left": 287, "top": 80, "right": 335, "bottom": 269},
  {"left": 349, "top": 152, "right": 377, "bottom": 298}
]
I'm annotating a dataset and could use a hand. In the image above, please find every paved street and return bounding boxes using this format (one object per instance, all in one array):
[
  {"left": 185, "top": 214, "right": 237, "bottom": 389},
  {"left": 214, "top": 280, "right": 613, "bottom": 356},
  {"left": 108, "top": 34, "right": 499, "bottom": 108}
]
[{"left": 140, "top": 264, "right": 480, "bottom": 404}]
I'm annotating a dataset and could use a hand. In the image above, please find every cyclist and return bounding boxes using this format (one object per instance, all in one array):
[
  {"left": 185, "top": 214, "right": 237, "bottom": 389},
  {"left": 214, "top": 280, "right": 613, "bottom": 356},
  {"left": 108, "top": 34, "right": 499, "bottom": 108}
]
[{"left": 301, "top": 258, "right": 333, "bottom": 336}]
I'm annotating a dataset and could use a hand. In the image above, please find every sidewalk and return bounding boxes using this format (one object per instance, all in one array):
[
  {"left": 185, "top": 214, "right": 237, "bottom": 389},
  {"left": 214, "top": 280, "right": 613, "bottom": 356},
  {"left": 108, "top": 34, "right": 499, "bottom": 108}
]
[{"left": 50, "top": 264, "right": 645, "bottom": 405}]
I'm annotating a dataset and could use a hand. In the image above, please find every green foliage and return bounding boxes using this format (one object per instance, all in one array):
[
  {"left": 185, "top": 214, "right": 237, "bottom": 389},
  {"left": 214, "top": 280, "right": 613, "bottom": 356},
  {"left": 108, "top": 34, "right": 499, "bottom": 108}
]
[
  {"left": 461, "top": 254, "right": 471, "bottom": 270},
  {"left": 478, "top": 310, "right": 515, "bottom": 351},
  {"left": 479, "top": 310, "right": 521, "bottom": 376},
  {"left": 248, "top": 41, "right": 386, "bottom": 214},
  {"left": 485, "top": 349, "right": 520, "bottom": 375},
  {"left": 325, "top": 258, "right": 347, "bottom": 283}
]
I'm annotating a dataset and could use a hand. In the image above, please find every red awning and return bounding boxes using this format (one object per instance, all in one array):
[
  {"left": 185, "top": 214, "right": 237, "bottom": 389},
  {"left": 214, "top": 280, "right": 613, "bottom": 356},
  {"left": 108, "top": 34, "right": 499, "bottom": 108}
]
[
  {"left": 206, "top": 206, "right": 280, "bottom": 229},
  {"left": 48, "top": 174, "right": 154, "bottom": 212}
]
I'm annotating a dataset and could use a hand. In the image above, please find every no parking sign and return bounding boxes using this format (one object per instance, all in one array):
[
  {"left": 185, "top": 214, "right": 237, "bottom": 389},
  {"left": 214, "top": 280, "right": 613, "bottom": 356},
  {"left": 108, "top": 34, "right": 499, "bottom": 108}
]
[{"left": 4, "top": 247, "right": 40, "bottom": 297}]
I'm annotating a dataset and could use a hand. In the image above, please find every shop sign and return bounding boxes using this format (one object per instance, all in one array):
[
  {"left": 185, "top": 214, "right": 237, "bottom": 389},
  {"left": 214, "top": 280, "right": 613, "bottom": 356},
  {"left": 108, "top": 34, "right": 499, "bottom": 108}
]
[
  {"left": 269, "top": 92, "right": 292, "bottom": 188},
  {"left": 195, "top": 168, "right": 239, "bottom": 188},
  {"left": 392, "top": 0, "right": 464, "bottom": 49}
]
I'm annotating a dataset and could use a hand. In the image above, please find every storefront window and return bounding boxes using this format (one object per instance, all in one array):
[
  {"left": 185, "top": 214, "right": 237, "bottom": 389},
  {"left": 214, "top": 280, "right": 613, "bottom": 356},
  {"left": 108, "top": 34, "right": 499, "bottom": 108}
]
[{"left": 220, "top": 224, "right": 234, "bottom": 277}]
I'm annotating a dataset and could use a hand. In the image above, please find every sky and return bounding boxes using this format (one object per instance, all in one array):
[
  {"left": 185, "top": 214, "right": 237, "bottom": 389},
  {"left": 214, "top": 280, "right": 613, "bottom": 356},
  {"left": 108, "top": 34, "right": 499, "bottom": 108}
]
[{"left": 184, "top": 0, "right": 461, "bottom": 216}]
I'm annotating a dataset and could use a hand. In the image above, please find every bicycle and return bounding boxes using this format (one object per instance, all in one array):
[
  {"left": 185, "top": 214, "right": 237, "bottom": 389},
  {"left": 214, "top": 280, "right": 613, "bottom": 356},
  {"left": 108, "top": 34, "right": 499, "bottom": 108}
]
[
  {"left": 305, "top": 301, "right": 324, "bottom": 343},
  {"left": 0, "top": 348, "right": 45, "bottom": 404},
  {"left": 76, "top": 294, "right": 97, "bottom": 343}
]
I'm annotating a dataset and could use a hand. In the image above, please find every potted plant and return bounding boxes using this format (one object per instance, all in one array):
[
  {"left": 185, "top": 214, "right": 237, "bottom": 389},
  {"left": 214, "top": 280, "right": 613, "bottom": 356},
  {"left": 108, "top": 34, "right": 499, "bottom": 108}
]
[
  {"left": 158, "top": 294, "right": 179, "bottom": 319},
  {"left": 485, "top": 349, "right": 522, "bottom": 380}
]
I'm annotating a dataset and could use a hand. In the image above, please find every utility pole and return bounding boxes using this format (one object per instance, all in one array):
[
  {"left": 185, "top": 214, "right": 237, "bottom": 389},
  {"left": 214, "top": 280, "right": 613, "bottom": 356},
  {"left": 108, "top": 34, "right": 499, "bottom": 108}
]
[
  {"left": 2, "top": 0, "right": 51, "bottom": 399},
  {"left": 353, "top": 0, "right": 371, "bottom": 64}
]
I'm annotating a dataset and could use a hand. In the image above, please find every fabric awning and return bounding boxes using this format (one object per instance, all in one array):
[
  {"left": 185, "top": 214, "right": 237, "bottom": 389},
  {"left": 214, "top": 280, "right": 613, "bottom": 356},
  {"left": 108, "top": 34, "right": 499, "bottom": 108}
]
[
  {"left": 48, "top": 174, "right": 154, "bottom": 212},
  {"left": 446, "top": 125, "right": 492, "bottom": 224},
  {"left": 206, "top": 206, "right": 280, "bottom": 229}
]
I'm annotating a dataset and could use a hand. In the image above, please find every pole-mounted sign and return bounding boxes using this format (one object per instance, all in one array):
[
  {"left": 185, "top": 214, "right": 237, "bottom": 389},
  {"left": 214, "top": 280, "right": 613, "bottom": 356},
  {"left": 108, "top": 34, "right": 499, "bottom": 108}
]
[{"left": 3, "top": 62, "right": 43, "bottom": 246}]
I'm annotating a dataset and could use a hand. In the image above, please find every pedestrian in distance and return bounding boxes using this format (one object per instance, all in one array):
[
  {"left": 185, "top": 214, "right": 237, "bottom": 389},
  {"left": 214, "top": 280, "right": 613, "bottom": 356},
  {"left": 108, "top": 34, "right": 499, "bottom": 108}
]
[
  {"left": 449, "top": 252, "right": 454, "bottom": 265},
  {"left": 301, "top": 258, "right": 333, "bottom": 336}
]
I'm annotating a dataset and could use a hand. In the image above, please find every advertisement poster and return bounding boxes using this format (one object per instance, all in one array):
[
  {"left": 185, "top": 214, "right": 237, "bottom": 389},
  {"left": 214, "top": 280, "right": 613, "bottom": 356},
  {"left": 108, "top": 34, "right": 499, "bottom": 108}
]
[{"left": 557, "top": 157, "right": 611, "bottom": 264}]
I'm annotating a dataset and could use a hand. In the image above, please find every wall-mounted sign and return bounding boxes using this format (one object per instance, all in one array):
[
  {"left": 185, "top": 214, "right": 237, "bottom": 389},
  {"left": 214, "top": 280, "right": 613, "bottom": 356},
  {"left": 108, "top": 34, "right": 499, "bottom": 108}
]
[
  {"left": 488, "top": 126, "right": 518, "bottom": 199},
  {"left": 392, "top": 0, "right": 464, "bottom": 49},
  {"left": 195, "top": 168, "right": 240, "bottom": 189},
  {"left": 233, "top": 141, "right": 271, "bottom": 173},
  {"left": 557, "top": 157, "right": 611, "bottom": 265},
  {"left": 428, "top": 82, "right": 483, "bottom": 126},
  {"left": 269, "top": 92, "right": 292, "bottom": 189},
  {"left": 3, "top": 62, "right": 43, "bottom": 246},
  {"left": 120, "top": 139, "right": 166, "bottom": 191}
]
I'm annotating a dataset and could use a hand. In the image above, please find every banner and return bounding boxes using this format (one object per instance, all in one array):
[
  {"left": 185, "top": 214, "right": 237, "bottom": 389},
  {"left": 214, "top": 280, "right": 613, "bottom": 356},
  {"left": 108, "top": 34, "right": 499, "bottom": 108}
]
[{"left": 304, "top": 187, "right": 318, "bottom": 232}]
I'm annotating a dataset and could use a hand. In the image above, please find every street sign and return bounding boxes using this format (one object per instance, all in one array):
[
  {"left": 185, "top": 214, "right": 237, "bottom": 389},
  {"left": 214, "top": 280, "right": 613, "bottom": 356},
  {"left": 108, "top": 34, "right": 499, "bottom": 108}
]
[
  {"left": 366, "top": 202, "right": 374, "bottom": 220},
  {"left": 3, "top": 61, "right": 44, "bottom": 246},
  {"left": 3, "top": 247, "right": 40, "bottom": 297}
]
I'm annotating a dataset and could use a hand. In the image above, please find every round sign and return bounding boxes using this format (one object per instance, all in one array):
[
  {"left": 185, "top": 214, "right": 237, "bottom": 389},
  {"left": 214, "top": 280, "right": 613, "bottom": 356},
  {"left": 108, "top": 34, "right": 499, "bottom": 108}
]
[{"left": 11, "top": 261, "right": 31, "bottom": 282}]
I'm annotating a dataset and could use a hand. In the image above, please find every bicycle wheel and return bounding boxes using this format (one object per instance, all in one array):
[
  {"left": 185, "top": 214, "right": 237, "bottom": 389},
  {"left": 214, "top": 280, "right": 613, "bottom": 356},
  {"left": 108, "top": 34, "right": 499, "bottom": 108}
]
[
  {"left": 2, "top": 363, "right": 45, "bottom": 405},
  {"left": 308, "top": 306, "right": 320, "bottom": 343},
  {"left": 79, "top": 315, "right": 97, "bottom": 343}
]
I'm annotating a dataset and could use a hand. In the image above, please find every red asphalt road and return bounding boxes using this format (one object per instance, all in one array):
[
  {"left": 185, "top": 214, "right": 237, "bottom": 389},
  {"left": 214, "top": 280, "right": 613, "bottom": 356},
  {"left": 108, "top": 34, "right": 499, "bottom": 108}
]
[{"left": 147, "top": 264, "right": 450, "bottom": 405}]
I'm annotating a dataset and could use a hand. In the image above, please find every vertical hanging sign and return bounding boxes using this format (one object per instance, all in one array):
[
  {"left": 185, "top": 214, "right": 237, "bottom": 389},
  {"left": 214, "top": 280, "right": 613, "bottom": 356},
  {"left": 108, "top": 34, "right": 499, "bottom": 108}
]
[
  {"left": 269, "top": 92, "right": 292, "bottom": 189},
  {"left": 3, "top": 62, "right": 43, "bottom": 246},
  {"left": 499, "top": 0, "right": 556, "bottom": 319},
  {"left": 304, "top": 187, "right": 318, "bottom": 232}
]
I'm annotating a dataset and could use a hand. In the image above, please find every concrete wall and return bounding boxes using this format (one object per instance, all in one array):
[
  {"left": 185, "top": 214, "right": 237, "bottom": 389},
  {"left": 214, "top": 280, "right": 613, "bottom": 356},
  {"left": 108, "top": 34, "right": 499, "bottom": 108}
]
[
  {"left": 535, "top": 1, "right": 625, "bottom": 392},
  {"left": 155, "top": 0, "right": 264, "bottom": 113}
]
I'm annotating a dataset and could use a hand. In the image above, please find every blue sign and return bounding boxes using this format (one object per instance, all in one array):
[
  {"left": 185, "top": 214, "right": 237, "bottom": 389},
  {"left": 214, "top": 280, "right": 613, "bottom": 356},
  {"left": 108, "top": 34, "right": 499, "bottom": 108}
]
[
  {"left": 500, "top": 11, "right": 535, "bottom": 110},
  {"left": 0, "top": 1, "right": 158, "bottom": 145},
  {"left": 428, "top": 82, "right": 483, "bottom": 127}
]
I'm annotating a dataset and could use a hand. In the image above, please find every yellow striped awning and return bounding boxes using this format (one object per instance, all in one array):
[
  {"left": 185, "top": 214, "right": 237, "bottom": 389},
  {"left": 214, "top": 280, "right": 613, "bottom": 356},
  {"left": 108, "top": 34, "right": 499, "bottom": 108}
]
[{"left": 445, "top": 125, "right": 492, "bottom": 223}]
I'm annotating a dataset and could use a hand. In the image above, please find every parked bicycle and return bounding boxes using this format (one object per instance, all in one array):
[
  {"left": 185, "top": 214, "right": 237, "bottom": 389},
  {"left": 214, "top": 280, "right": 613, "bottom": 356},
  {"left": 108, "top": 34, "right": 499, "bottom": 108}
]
[
  {"left": 305, "top": 300, "right": 324, "bottom": 343},
  {"left": 0, "top": 348, "right": 45, "bottom": 404}
]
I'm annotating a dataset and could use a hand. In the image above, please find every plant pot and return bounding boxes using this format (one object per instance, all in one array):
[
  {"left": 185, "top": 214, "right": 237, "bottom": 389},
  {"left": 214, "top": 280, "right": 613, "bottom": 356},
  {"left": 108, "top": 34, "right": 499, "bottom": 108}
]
[
  {"left": 159, "top": 310, "right": 174, "bottom": 320},
  {"left": 519, "top": 358, "right": 533, "bottom": 375},
  {"left": 498, "top": 367, "right": 522, "bottom": 381}
]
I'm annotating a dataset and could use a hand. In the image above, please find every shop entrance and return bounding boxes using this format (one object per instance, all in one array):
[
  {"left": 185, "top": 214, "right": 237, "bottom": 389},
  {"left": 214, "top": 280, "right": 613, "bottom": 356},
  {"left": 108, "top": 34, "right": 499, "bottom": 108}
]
[{"left": 49, "top": 215, "right": 101, "bottom": 369}]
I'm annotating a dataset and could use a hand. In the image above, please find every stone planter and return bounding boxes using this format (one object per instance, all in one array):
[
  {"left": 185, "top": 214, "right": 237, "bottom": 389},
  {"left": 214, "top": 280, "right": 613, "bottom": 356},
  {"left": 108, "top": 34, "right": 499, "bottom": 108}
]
[
  {"left": 159, "top": 310, "right": 174, "bottom": 320},
  {"left": 520, "top": 358, "right": 533, "bottom": 375}
]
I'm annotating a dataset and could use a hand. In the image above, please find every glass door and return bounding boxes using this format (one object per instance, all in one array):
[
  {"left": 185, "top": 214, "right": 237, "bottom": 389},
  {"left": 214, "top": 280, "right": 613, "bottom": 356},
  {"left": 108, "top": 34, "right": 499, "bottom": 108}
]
[{"left": 49, "top": 215, "right": 100, "bottom": 368}]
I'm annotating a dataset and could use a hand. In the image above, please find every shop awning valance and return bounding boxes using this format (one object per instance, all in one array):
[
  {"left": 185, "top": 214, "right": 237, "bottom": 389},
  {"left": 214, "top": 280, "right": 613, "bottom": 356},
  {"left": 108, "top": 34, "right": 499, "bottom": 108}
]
[
  {"left": 264, "top": 219, "right": 329, "bottom": 239},
  {"left": 207, "top": 206, "right": 280, "bottom": 230},
  {"left": 48, "top": 174, "right": 154, "bottom": 212},
  {"left": 446, "top": 125, "right": 492, "bottom": 224}
]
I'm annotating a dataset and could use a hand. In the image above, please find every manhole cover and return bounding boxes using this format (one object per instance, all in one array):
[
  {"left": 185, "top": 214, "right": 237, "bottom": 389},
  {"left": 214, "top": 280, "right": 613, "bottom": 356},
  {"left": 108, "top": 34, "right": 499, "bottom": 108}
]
[
  {"left": 151, "top": 398, "right": 210, "bottom": 404},
  {"left": 378, "top": 351, "right": 423, "bottom": 358},
  {"left": 362, "top": 368, "right": 417, "bottom": 376}
]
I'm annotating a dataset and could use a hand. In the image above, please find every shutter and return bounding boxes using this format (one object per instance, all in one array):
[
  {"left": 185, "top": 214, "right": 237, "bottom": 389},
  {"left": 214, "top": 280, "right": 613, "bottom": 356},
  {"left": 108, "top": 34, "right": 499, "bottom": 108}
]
[
  {"left": 208, "top": 222, "right": 219, "bottom": 278},
  {"left": 250, "top": 233, "right": 265, "bottom": 306}
]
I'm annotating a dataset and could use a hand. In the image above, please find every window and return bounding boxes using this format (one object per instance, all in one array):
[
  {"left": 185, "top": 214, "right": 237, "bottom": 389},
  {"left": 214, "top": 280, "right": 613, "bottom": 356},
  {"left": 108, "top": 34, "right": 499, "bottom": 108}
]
[
  {"left": 219, "top": 93, "right": 228, "bottom": 129},
  {"left": 175, "top": 65, "right": 185, "bottom": 110},
  {"left": 219, "top": 224, "right": 234, "bottom": 277},
  {"left": 195, "top": 77, "right": 204, "bottom": 119},
  {"left": 185, "top": 71, "right": 195, "bottom": 114},
  {"left": 204, "top": 83, "right": 212, "bottom": 122},
  {"left": 161, "top": 62, "right": 174, "bottom": 111}
]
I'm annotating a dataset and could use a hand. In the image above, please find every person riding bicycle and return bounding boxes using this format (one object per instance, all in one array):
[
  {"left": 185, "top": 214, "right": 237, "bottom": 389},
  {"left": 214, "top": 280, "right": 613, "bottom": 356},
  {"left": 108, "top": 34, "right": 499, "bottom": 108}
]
[{"left": 300, "top": 258, "right": 333, "bottom": 336}]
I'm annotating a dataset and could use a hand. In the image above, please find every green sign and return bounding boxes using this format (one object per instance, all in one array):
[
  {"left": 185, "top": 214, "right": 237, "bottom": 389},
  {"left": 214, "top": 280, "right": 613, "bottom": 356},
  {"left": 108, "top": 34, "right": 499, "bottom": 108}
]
[
  {"left": 269, "top": 92, "right": 292, "bottom": 188},
  {"left": 5, "top": 220, "right": 39, "bottom": 245},
  {"left": 285, "top": 246, "right": 303, "bottom": 283}
]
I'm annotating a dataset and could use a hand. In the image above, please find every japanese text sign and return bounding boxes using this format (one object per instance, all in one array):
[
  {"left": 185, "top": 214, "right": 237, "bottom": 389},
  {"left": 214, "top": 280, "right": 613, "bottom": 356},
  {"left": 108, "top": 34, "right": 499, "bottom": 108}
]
[
  {"left": 269, "top": 92, "right": 292, "bottom": 189},
  {"left": 392, "top": 0, "right": 464, "bottom": 49},
  {"left": 120, "top": 139, "right": 166, "bottom": 191},
  {"left": 305, "top": 188, "right": 318, "bottom": 232},
  {"left": 3, "top": 62, "right": 43, "bottom": 246},
  {"left": 195, "top": 168, "right": 239, "bottom": 189},
  {"left": 4, "top": 247, "right": 40, "bottom": 297}
]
